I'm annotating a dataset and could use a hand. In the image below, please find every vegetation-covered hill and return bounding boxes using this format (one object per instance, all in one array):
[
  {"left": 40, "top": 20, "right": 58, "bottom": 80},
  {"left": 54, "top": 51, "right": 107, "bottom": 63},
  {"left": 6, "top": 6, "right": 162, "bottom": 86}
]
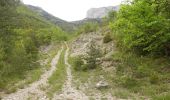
[{"left": 0, "top": 0, "right": 68, "bottom": 91}]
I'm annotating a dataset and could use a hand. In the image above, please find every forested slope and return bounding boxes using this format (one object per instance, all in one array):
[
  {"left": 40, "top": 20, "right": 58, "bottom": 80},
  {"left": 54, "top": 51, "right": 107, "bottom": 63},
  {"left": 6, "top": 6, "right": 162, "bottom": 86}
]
[{"left": 0, "top": 0, "right": 67, "bottom": 91}]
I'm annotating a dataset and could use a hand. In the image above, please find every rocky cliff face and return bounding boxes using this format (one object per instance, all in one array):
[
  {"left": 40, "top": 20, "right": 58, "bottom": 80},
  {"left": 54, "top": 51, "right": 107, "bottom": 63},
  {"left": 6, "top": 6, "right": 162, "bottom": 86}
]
[{"left": 86, "top": 5, "right": 120, "bottom": 19}]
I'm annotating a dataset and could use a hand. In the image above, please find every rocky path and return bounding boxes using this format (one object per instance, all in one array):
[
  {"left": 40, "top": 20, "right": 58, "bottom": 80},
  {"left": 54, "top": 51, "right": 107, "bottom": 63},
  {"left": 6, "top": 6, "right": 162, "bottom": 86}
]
[
  {"left": 53, "top": 43, "right": 89, "bottom": 100},
  {"left": 2, "top": 47, "right": 63, "bottom": 100},
  {"left": 2, "top": 43, "right": 89, "bottom": 100}
]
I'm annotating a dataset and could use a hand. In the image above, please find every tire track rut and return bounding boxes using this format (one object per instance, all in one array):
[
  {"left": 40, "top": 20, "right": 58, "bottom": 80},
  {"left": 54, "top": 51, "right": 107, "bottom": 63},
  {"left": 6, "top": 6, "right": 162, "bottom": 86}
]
[{"left": 53, "top": 43, "right": 88, "bottom": 100}]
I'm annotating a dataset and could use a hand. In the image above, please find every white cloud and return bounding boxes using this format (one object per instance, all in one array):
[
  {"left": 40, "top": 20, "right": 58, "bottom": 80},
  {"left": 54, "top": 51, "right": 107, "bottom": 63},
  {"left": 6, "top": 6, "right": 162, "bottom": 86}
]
[{"left": 22, "top": 0, "right": 122, "bottom": 21}]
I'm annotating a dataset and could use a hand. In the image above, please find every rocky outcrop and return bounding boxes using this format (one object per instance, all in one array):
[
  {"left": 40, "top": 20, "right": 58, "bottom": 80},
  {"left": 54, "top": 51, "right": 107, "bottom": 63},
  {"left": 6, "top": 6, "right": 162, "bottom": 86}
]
[
  {"left": 96, "top": 81, "right": 109, "bottom": 89},
  {"left": 86, "top": 5, "right": 120, "bottom": 19}
]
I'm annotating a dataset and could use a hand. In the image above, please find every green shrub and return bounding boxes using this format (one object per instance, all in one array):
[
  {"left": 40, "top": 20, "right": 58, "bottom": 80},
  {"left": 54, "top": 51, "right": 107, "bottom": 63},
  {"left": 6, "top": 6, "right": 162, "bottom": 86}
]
[
  {"left": 84, "top": 41, "right": 102, "bottom": 70},
  {"left": 103, "top": 33, "right": 113, "bottom": 43},
  {"left": 73, "top": 42, "right": 102, "bottom": 71},
  {"left": 76, "top": 22, "right": 99, "bottom": 34},
  {"left": 73, "top": 56, "right": 84, "bottom": 71}
]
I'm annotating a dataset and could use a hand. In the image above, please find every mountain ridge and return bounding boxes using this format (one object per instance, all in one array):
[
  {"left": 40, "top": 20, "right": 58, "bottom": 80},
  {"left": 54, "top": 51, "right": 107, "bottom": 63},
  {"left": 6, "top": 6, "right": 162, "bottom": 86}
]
[
  {"left": 27, "top": 5, "right": 76, "bottom": 32},
  {"left": 26, "top": 5, "right": 120, "bottom": 32}
]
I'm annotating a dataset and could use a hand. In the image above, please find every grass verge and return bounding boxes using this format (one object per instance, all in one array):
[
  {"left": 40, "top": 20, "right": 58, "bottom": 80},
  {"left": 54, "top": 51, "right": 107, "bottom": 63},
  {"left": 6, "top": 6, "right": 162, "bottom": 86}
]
[
  {"left": 112, "top": 50, "right": 170, "bottom": 100},
  {"left": 47, "top": 46, "right": 66, "bottom": 98}
]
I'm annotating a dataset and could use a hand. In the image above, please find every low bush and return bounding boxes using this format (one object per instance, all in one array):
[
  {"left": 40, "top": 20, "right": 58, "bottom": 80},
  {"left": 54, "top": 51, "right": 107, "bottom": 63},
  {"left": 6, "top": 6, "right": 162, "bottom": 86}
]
[
  {"left": 84, "top": 42, "right": 102, "bottom": 70},
  {"left": 73, "top": 42, "right": 102, "bottom": 71},
  {"left": 103, "top": 32, "right": 113, "bottom": 43},
  {"left": 73, "top": 56, "right": 85, "bottom": 71},
  {"left": 76, "top": 22, "right": 99, "bottom": 35},
  {"left": 149, "top": 72, "right": 159, "bottom": 84}
]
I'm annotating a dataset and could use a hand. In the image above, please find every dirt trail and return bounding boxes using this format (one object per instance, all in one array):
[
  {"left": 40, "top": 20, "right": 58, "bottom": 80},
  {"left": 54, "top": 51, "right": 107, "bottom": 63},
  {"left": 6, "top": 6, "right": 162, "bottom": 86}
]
[
  {"left": 2, "top": 47, "right": 63, "bottom": 100},
  {"left": 53, "top": 43, "right": 88, "bottom": 100}
]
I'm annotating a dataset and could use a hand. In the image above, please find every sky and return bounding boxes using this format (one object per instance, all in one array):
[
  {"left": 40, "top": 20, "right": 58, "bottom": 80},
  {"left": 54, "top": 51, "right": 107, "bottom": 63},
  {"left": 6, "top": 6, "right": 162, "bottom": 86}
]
[{"left": 22, "top": 0, "right": 122, "bottom": 21}]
